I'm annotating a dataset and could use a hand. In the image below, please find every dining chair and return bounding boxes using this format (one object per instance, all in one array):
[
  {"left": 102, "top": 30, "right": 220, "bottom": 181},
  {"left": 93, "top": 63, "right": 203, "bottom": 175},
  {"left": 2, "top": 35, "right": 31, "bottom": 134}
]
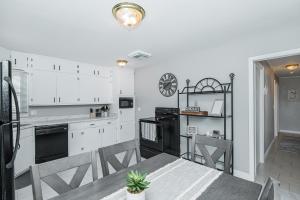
[
  {"left": 259, "top": 177, "right": 280, "bottom": 200},
  {"left": 98, "top": 139, "right": 141, "bottom": 177},
  {"left": 191, "top": 134, "right": 232, "bottom": 173},
  {"left": 30, "top": 151, "right": 98, "bottom": 200}
]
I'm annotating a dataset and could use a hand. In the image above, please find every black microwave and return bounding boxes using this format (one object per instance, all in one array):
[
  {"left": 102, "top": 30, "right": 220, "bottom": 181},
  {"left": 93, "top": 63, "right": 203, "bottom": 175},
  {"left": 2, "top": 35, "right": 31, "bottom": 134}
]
[{"left": 119, "top": 97, "right": 134, "bottom": 108}]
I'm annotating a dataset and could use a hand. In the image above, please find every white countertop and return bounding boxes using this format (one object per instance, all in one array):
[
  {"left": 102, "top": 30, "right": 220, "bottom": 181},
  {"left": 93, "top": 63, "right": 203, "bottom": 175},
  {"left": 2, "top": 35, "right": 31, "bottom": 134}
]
[{"left": 20, "top": 114, "right": 118, "bottom": 129}]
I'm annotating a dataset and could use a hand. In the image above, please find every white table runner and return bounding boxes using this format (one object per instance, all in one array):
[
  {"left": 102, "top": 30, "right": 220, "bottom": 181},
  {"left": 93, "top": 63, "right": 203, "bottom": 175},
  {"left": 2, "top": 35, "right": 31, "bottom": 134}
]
[{"left": 101, "top": 159, "right": 222, "bottom": 200}]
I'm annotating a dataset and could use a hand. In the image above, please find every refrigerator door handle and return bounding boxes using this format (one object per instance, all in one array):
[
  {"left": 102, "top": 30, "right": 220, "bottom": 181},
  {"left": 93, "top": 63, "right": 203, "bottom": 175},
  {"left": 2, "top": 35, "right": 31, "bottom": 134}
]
[{"left": 3, "top": 76, "right": 21, "bottom": 169}]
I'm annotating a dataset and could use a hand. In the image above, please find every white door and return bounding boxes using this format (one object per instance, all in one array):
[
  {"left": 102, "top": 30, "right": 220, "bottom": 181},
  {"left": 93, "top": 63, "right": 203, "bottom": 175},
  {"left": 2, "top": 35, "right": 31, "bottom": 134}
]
[
  {"left": 56, "top": 73, "right": 80, "bottom": 105},
  {"left": 102, "top": 120, "right": 117, "bottom": 147},
  {"left": 29, "top": 70, "right": 57, "bottom": 105},
  {"left": 119, "top": 122, "right": 135, "bottom": 143}
]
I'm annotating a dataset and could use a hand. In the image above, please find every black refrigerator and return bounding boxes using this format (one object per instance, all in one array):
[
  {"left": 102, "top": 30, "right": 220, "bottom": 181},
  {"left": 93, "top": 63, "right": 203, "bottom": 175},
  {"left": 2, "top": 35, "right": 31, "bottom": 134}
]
[{"left": 0, "top": 60, "right": 20, "bottom": 200}]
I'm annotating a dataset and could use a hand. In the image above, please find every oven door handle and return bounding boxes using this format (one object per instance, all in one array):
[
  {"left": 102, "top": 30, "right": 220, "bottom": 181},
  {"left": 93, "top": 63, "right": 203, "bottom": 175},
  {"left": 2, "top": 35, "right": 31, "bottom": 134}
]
[
  {"left": 4, "top": 76, "right": 21, "bottom": 169},
  {"left": 35, "top": 127, "right": 68, "bottom": 136}
]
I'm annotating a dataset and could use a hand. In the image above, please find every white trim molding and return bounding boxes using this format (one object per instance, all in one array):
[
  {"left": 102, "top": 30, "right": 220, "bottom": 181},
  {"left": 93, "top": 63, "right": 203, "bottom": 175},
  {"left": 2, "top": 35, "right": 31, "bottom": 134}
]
[
  {"left": 234, "top": 170, "right": 252, "bottom": 181},
  {"left": 248, "top": 48, "right": 300, "bottom": 181},
  {"left": 280, "top": 129, "right": 300, "bottom": 135},
  {"left": 264, "top": 136, "right": 275, "bottom": 160}
]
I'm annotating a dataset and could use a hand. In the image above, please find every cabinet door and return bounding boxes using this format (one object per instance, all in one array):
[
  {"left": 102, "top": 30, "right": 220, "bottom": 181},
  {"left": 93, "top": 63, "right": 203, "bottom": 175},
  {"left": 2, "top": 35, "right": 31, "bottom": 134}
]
[
  {"left": 119, "top": 122, "right": 135, "bottom": 143},
  {"left": 57, "top": 73, "right": 80, "bottom": 105},
  {"left": 68, "top": 131, "right": 84, "bottom": 156},
  {"left": 10, "top": 51, "right": 30, "bottom": 70},
  {"left": 31, "top": 54, "right": 55, "bottom": 71},
  {"left": 79, "top": 75, "right": 95, "bottom": 104},
  {"left": 119, "top": 68, "right": 134, "bottom": 95},
  {"left": 98, "top": 77, "right": 113, "bottom": 104},
  {"left": 84, "top": 127, "right": 101, "bottom": 151},
  {"left": 57, "top": 59, "right": 78, "bottom": 74},
  {"left": 29, "top": 70, "right": 57, "bottom": 105},
  {"left": 102, "top": 120, "right": 117, "bottom": 147},
  {"left": 120, "top": 109, "right": 134, "bottom": 123}
]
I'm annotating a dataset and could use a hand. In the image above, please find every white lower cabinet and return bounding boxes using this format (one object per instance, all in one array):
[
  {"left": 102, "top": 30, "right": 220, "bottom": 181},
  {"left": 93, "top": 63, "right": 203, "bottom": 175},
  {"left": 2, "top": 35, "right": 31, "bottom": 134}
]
[
  {"left": 118, "top": 121, "right": 135, "bottom": 143},
  {"left": 68, "top": 119, "right": 117, "bottom": 156},
  {"left": 102, "top": 120, "right": 117, "bottom": 147},
  {"left": 14, "top": 127, "right": 35, "bottom": 176}
]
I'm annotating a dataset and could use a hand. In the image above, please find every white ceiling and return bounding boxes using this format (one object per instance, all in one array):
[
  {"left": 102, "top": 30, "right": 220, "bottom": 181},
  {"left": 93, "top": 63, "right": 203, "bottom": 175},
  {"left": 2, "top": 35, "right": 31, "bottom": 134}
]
[
  {"left": 267, "top": 55, "right": 300, "bottom": 77},
  {"left": 0, "top": 0, "right": 300, "bottom": 68}
]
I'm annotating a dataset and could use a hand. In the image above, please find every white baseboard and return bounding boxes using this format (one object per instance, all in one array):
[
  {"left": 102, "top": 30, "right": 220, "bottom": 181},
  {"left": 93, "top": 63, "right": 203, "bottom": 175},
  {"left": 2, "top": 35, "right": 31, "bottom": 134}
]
[
  {"left": 280, "top": 129, "right": 300, "bottom": 135},
  {"left": 264, "top": 137, "right": 275, "bottom": 160},
  {"left": 234, "top": 170, "right": 252, "bottom": 181}
]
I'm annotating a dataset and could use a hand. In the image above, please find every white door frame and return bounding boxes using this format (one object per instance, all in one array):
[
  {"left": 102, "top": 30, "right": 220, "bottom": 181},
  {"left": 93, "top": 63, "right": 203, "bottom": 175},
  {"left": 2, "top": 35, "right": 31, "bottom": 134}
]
[
  {"left": 248, "top": 48, "right": 300, "bottom": 181},
  {"left": 274, "top": 80, "right": 279, "bottom": 138}
]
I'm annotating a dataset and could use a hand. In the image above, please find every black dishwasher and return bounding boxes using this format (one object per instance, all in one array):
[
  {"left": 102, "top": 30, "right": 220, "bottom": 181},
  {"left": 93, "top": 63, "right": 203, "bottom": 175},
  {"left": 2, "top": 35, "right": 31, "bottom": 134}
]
[{"left": 35, "top": 124, "right": 68, "bottom": 164}]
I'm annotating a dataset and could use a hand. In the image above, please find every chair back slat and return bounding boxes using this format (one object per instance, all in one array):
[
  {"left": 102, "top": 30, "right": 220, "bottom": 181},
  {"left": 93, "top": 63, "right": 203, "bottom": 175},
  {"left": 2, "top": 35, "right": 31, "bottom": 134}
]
[
  {"left": 30, "top": 151, "right": 98, "bottom": 200},
  {"left": 98, "top": 139, "right": 141, "bottom": 177},
  {"left": 191, "top": 134, "right": 232, "bottom": 173}
]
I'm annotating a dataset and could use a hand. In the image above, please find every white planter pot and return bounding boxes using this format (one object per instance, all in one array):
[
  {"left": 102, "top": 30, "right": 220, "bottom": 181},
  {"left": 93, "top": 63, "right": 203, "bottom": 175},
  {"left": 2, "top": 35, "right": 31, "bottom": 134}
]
[{"left": 126, "top": 190, "right": 145, "bottom": 200}]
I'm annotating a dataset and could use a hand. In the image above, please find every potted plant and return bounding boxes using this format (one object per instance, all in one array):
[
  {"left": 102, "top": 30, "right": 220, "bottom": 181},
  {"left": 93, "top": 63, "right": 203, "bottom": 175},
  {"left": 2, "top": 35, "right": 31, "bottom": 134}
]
[{"left": 126, "top": 170, "right": 150, "bottom": 200}]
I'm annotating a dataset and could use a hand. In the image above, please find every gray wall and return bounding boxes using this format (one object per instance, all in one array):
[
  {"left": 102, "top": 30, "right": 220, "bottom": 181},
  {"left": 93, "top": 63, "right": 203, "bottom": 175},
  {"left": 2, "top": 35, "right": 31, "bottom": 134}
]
[
  {"left": 261, "top": 62, "right": 276, "bottom": 152},
  {"left": 279, "top": 77, "right": 300, "bottom": 132},
  {"left": 135, "top": 25, "right": 300, "bottom": 174}
]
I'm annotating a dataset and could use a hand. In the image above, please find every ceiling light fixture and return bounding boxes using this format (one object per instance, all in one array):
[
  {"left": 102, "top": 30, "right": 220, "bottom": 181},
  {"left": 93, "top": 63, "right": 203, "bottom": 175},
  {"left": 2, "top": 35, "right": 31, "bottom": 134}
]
[
  {"left": 112, "top": 2, "right": 145, "bottom": 28},
  {"left": 285, "top": 64, "right": 299, "bottom": 71},
  {"left": 117, "top": 59, "right": 128, "bottom": 67}
]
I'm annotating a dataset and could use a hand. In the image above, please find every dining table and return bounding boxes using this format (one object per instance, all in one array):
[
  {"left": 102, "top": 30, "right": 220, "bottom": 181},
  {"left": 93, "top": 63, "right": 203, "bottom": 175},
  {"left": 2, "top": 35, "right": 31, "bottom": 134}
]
[{"left": 50, "top": 153, "right": 262, "bottom": 200}]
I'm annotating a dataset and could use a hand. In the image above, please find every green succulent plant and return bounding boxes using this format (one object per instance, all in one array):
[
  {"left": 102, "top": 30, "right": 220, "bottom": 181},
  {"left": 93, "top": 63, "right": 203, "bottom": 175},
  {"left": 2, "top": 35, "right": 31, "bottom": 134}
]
[{"left": 126, "top": 170, "right": 150, "bottom": 194}]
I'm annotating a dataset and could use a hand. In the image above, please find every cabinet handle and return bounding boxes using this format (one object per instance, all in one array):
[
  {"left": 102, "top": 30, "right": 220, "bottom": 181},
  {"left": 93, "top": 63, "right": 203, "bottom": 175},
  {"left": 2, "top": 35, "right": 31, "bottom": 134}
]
[
  {"left": 31, "top": 98, "right": 33, "bottom": 102},
  {"left": 72, "top": 133, "right": 74, "bottom": 138},
  {"left": 81, "top": 147, "right": 84, "bottom": 151},
  {"left": 99, "top": 129, "right": 101, "bottom": 133},
  {"left": 77, "top": 98, "right": 80, "bottom": 101},
  {"left": 107, "top": 122, "right": 111, "bottom": 124},
  {"left": 120, "top": 90, "right": 122, "bottom": 94},
  {"left": 59, "top": 65, "right": 61, "bottom": 71},
  {"left": 103, "top": 128, "right": 104, "bottom": 133},
  {"left": 94, "top": 98, "right": 96, "bottom": 102},
  {"left": 14, "top": 59, "right": 17, "bottom": 65},
  {"left": 53, "top": 64, "right": 55, "bottom": 70},
  {"left": 98, "top": 97, "right": 99, "bottom": 102},
  {"left": 93, "top": 70, "right": 96, "bottom": 75},
  {"left": 97, "top": 71, "right": 99, "bottom": 75},
  {"left": 120, "top": 125, "right": 122, "bottom": 129},
  {"left": 90, "top": 123, "right": 95, "bottom": 126},
  {"left": 81, "top": 132, "right": 84, "bottom": 135},
  {"left": 59, "top": 97, "right": 61, "bottom": 102},
  {"left": 77, "top": 70, "right": 79, "bottom": 74},
  {"left": 77, "top": 65, "right": 79, "bottom": 68},
  {"left": 54, "top": 97, "right": 56, "bottom": 103}
]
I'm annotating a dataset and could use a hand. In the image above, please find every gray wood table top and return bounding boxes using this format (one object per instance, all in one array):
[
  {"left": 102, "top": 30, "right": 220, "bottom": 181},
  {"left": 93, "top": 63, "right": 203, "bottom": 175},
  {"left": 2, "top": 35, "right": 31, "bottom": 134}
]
[{"left": 50, "top": 153, "right": 262, "bottom": 200}]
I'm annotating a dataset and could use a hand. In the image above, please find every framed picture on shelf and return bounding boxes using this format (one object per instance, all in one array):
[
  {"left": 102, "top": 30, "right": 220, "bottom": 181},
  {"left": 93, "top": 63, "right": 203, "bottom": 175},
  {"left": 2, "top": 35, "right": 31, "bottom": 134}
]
[{"left": 211, "top": 99, "right": 224, "bottom": 116}]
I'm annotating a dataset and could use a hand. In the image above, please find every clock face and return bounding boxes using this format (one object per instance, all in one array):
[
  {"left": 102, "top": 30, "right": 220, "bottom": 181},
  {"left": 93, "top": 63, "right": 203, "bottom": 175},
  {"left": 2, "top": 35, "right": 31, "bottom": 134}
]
[{"left": 159, "top": 73, "right": 178, "bottom": 97}]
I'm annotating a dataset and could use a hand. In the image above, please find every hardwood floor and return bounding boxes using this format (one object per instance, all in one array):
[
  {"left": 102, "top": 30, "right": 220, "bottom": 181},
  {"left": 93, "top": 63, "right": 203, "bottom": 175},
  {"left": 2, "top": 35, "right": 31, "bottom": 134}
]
[{"left": 255, "top": 132, "right": 300, "bottom": 199}]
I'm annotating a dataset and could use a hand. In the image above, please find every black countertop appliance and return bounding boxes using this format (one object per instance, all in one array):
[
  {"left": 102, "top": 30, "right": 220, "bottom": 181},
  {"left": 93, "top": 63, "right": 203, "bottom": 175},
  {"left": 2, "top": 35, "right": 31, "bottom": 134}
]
[{"left": 139, "top": 107, "right": 180, "bottom": 158}]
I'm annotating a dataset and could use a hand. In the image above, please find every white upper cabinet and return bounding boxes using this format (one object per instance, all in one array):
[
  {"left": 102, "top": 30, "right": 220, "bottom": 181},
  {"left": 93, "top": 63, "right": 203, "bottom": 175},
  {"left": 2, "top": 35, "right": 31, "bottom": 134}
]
[
  {"left": 29, "top": 70, "right": 57, "bottom": 105},
  {"left": 118, "top": 68, "right": 134, "bottom": 96},
  {"left": 10, "top": 51, "right": 32, "bottom": 70},
  {"left": 56, "top": 73, "right": 80, "bottom": 105},
  {"left": 31, "top": 54, "right": 56, "bottom": 72}
]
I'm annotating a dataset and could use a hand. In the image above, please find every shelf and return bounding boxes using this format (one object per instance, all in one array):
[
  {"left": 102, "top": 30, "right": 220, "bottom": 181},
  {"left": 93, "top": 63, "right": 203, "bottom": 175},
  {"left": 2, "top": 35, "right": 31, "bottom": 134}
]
[
  {"left": 179, "top": 90, "right": 232, "bottom": 95},
  {"left": 179, "top": 113, "right": 232, "bottom": 118}
]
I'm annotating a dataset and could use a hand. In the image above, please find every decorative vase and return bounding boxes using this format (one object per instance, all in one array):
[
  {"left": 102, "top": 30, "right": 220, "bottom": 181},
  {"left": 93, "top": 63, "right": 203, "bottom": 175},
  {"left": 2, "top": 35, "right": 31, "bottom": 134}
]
[{"left": 126, "top": 190, "right": 145, "bottom": 200}]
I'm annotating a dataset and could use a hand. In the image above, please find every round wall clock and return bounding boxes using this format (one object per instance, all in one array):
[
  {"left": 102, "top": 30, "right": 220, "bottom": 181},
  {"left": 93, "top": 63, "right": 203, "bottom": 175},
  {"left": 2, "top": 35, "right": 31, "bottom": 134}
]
[{"left": 159, "top": 73, "right": 178, "bottom": 97}]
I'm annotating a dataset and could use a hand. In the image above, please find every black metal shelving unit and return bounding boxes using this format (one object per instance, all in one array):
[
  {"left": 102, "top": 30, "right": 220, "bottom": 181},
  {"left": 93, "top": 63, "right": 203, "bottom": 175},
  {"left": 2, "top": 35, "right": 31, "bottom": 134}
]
[{"left": 177, "top": 73, "right": 235, "bottom": 174}]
